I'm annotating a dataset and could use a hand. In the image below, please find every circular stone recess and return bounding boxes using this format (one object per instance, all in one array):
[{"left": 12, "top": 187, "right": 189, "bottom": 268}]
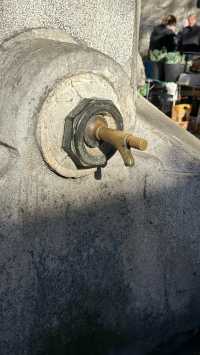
[
  {"left": 37, "top": 72, "right": 127, "bottom": 178},
  {"left": 2, "top": 28, "right": 79, "bottom": 48}
]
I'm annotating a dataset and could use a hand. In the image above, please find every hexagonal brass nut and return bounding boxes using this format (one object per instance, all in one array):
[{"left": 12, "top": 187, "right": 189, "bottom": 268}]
[{"left": 62, "top": 98, "right": 124, "bottom": 169}]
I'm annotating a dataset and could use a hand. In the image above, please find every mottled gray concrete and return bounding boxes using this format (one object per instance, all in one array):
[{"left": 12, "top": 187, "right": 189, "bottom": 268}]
[
  {"left": 0, "top": 0, "right": 135, "bottom": 65},
  {"left": 0, "top": 30, "right": 200, "bottom": 355},
  {"left": 0, "top": 0, "right": 200, "bottom": 354},
  {"left": 0, "top": 0, "right": 198, "bottom": 64}
]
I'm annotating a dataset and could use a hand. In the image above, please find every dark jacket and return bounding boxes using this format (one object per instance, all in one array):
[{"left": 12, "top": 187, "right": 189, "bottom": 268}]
[
  {"left": 149, "top": 24, "right": 177, "bottom": 52},
  {"left": 178, "top": 25, "right": 200, "bottom": 52}
]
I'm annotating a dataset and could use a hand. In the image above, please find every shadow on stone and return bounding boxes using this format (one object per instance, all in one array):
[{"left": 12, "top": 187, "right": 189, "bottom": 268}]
[{"left": 0, "top": 175, "right": 200, "bottom": 355}]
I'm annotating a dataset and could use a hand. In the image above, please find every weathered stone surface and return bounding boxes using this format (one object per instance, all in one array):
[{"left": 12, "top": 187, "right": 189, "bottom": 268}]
[
  {"left": 124, "top": 54, "right": 146, "bottom": 88},
  {"left": 0, "top": 29, "right": 135, "bottom": 178},
  {"left": 0, "top": 30, "right": 200, "bottom": 355},
  {"left": 0, "top": 0, "right": 200, "bottom": 354},
  {"left": 0, "top": 0, "right": 135, "bottom": 66}
]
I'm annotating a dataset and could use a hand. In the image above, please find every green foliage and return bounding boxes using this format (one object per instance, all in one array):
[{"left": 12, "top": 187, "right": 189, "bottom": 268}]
[
  {"left": 165, "top": 52, "right": 186, "bottom": 64},
  {"left": 149, "top": 49, "right": 186, "bottom": 64},
  {"left": 149, "top": 49, "right": 167, "bottom": 62},
  {"left": 138, "top": 83, "right": 149, "bottom": 97}
]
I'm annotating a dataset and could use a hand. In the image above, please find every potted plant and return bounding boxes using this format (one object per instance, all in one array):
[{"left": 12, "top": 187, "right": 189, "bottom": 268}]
[
  {"left": 164, "top": 52, "right": 186, "bottom": 82},
  {"left": 144, "top": 49, "right": 167, "bottom": 81}
]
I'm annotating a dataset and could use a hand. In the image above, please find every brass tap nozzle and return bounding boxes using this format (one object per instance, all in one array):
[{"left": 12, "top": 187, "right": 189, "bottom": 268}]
[{"left": 91, "top": 117, "right": 148, "bottom": 167}]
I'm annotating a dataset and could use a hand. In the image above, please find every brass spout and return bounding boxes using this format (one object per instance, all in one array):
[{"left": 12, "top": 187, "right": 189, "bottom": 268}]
[
  {"left": 96, "top": 126, "right": 135, "bottom": 166},
  {"left": 90, "top": 117, "right": 148, "bottom": 167}
]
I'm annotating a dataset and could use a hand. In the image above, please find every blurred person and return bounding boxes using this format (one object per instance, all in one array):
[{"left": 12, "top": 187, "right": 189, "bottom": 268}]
[
  {"left": 149, "top": 15, "right": 178, "bottom": 52},
  {"left": 178, "top": 14, "right": 200, "bottom": 52}
]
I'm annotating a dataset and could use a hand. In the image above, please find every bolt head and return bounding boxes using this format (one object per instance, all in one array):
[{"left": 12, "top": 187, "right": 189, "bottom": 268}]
[{"left": 62, "top": 98, "right": 123, "bottom": 169}]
